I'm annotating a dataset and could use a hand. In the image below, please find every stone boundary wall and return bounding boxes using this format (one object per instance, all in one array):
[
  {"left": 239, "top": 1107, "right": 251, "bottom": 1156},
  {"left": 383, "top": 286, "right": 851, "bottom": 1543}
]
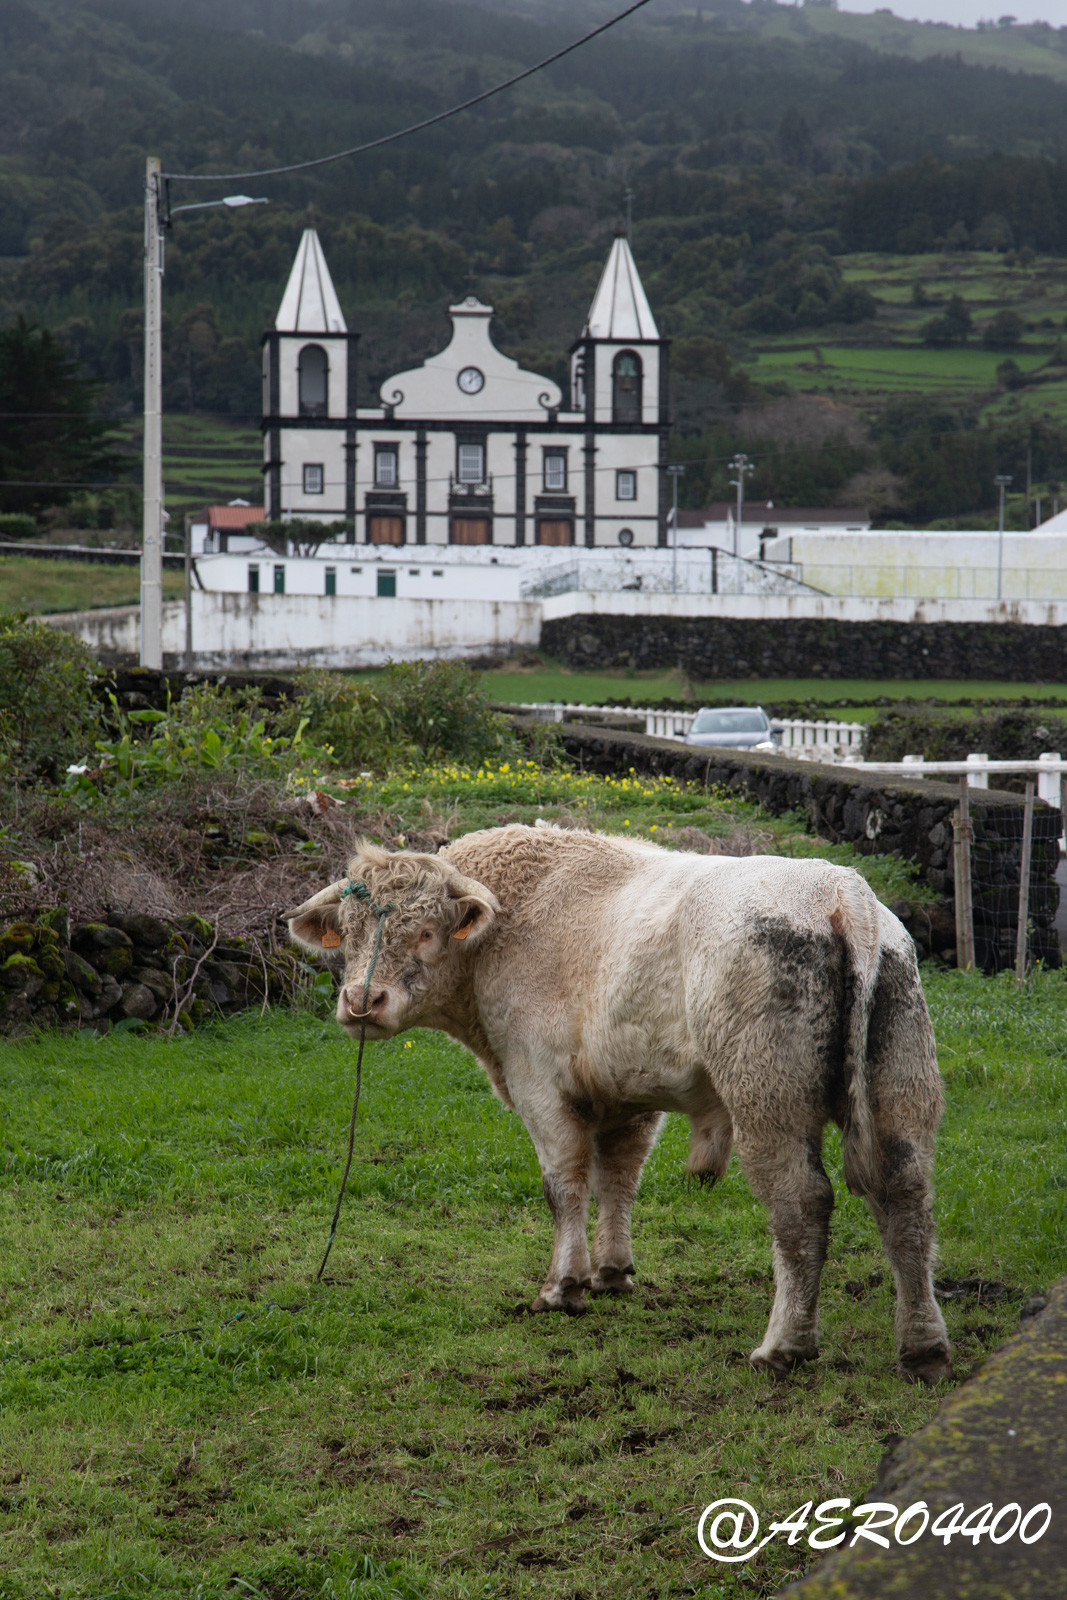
[
  {"left": 540, "top": 613, "right": 1067, "bottom": 681},
  {"left": 550, "top": 723, "right": 1062, "bottom": 971},
  {"left": 0, "top": 911, "right": 301, "bottom": 1035}
]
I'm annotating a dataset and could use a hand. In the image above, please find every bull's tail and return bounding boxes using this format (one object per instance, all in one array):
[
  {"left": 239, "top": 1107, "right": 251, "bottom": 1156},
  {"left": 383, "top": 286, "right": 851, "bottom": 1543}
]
[{"left": 831, "top": 873, "right": 883, "bottom": 1198}]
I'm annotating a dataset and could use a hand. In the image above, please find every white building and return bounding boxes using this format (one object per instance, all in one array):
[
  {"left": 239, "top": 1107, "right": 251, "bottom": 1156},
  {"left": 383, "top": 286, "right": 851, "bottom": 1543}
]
[{"left": 260, "top": 229, "right": 670, "bottom": 549}]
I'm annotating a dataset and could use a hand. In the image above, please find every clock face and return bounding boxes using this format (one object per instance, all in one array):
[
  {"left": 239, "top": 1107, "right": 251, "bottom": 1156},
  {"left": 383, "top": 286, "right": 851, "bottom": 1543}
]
[{"left": 457, "top": 366, "right": 485, "bottom": 395}]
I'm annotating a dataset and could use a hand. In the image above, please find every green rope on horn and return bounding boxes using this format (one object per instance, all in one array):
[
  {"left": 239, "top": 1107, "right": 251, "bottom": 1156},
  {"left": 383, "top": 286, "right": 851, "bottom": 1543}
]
[{"left": 315, "top": 883, "right": 396, "bottom": 1282}]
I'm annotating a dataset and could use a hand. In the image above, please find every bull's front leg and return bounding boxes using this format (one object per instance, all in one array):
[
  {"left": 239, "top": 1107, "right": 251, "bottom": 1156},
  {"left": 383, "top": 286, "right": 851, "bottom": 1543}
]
[
  {"left": 525, "top": 1112, "right": 595, "bottom": 1315},
  {"left": 590, "top": 1112, "right": 664, "bottom": 1295}
]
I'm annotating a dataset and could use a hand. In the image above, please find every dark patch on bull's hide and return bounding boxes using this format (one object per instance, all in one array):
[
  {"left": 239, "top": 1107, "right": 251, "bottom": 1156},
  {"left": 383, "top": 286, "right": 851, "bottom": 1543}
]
[
  {"left": 542, "top": 1173, "right": 566, "bottom": 1221},
  {"left": 749, "top": 915, "right": 848, "bottom": 1118},
  {"left": 877, "top": 1134, "right": 915, "bottom": 1178},
  {"left": 866, "top": 946, "right": 926, "bottom": 1073},
  {"left": 565, "top": 1094, "right": 598, "bottom": 1126}
]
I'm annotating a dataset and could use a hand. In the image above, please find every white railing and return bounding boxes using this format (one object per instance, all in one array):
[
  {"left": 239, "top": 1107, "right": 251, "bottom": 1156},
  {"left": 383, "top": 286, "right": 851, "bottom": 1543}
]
[
  {"left": 843, "top": 750, "right": 1067, "bottom": 845},
  {"left": 509, "top": 701, "right": 865, "bottom": 755},
  {"left": 518, "top": 550, "right": 819, "bottom": 599}
]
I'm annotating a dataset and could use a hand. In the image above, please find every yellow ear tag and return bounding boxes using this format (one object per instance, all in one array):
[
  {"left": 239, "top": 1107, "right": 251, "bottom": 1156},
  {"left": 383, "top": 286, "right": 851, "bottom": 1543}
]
[
  {"left": 321, "top": 927, "right": 342, "bottom": 949},
  {"left": 452, "top": 923, "right": 471, "bottom": 941}
]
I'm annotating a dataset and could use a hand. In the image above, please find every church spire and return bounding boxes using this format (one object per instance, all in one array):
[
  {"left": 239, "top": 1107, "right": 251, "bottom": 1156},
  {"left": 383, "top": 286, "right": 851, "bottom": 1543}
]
[
  {"left": 275, "top": 228, "right": 347, "bottom": 334},
  {"left": 583, "top": 234, "right": 658, "bottom": 341}
]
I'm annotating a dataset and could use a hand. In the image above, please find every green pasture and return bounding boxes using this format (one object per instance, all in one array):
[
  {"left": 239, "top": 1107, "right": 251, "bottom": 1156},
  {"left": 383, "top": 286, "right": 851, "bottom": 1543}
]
[
  {"left": 0, "top": 556, "right": 186, "bottom": 615},
  {"left": 478, "top": 663, "right": 1067, "bottom": 713},
  {"left": 0, "top": 964, "right": 1061, "bottom": 1600},
  {"left": 751, "top": 342, "right": 1048, "bottom": 396}
]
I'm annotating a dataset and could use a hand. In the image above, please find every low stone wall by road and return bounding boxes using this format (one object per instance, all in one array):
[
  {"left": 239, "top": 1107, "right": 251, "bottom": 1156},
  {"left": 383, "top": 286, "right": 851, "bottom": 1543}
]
[
  {"left": 552, "top": 723, "right": 1061, "bottom": 970},
  {"left": 541, "top": 612, "right": 1067, "bottom": 681}
]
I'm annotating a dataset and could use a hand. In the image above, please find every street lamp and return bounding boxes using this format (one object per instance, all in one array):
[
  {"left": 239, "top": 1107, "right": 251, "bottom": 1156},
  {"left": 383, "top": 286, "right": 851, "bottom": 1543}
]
[
  {"left": 141, "top": 159, "right": 268, "bottom": 669},
  {"left": 667, "top": 465, "right": 685, "bottom": 593},
  {"left": 994, "top": 473, "right": 1012, "bottom": 602}
]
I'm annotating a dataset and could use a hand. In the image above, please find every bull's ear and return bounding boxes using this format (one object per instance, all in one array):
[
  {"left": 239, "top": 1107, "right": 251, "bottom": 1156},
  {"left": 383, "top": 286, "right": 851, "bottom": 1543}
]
[
  {"left": 285, "top": 881, "right": 346, "bottom": 952},
  {"left": 448, "top": 877, "right": 499, "bottom": 948}
]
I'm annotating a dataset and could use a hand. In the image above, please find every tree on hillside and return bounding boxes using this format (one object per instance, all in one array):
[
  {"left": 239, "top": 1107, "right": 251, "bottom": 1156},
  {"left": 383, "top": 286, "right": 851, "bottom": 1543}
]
[{"left": 0, "top": 318, "right": 124, "bottom": 517}]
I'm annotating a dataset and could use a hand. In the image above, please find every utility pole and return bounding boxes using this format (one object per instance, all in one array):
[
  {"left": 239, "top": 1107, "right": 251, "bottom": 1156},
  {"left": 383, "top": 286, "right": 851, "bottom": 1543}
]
[
  {"left": 141, "top": 156, "right": 164, "bottom": 669},
  {"left": 729, "top": 453, "right": 751, "bottom": 563},
  {"left": 668, "top": 464, "right": 685, "bottom": 593},
  {"left": 995, "top": 474, "right": 1012, "bottom": 601},
  {"left": 140, "top": 177, "right": 268, "bottom": 669}
]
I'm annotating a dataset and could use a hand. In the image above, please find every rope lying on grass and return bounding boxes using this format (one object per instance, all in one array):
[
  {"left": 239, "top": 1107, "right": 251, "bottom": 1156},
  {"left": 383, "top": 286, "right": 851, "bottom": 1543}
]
[{"left": 315, "top": 880, "right": 396, "bottom": 1282}]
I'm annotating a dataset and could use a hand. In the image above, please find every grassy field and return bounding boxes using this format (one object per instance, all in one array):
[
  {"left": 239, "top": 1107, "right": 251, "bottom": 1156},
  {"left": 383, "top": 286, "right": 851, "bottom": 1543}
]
[
  {"left": 0, "top": 557, "right": 186, "bottom": 615},
  {"left": 0, "top": 963, "right": 1061, "bottom": 1600},
  {"left": 477, "top": 664, "right": 1067, "bottom": 713}
]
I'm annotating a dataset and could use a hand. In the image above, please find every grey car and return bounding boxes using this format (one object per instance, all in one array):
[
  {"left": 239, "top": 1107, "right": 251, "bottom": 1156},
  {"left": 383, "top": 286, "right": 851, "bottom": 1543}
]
[{"left": 683, "top": 706, "right": 779, "bottom": 751}]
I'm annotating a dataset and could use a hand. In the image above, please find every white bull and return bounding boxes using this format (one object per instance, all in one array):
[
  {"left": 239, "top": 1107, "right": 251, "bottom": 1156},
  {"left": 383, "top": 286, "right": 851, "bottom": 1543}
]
[{"left": 287, "top": 824, "right": 951, "bottom": 1383}]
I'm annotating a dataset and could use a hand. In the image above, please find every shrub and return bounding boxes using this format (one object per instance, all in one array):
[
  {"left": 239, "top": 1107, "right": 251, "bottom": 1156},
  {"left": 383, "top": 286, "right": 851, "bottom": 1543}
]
[
  {"left": 983, "top": 309, "right": 1025, "bottom": 349},
  {"left": 299, "top": 659, "right": 516, "bottom": 771},
  {"left": 64, "top": 681, "right": 321, "bottom": 798},
  {"left": 0, "top": 615, "right": 101, "bottom": 782},
  {"left": 0, "top": 513, "right": 36, "bottom": 539}
]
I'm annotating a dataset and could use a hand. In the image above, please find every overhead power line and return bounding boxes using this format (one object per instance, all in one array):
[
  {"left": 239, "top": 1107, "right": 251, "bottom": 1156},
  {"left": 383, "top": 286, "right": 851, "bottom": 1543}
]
[{"left": 162, "top": 0, "right": 656, "bottom": 185}]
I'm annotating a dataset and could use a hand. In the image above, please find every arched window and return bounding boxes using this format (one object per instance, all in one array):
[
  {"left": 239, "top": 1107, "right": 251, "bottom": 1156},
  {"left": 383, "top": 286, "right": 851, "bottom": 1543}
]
[
  {"left": 612, "top": 351, "right": 642, "bottom": 423},
  {"left": 298, "top": 344, "right": 328, "bottom": 417}
]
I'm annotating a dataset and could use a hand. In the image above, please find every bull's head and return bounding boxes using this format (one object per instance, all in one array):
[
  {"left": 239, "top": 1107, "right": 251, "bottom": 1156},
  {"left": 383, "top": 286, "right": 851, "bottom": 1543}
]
[{"left": 285, "top": 842, "right": 499, "bottom": 1038}]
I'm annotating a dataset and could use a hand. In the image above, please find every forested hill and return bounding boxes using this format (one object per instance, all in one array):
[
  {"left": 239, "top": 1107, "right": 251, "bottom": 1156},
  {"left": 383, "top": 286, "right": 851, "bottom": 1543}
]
[{"left": 5, "top": 0, "right": 1067, "bottom": 525}]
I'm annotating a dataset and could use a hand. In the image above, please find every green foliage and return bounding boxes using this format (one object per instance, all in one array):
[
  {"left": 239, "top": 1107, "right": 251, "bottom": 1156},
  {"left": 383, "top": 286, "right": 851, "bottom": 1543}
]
[
  {"left": 0, "top": 513, "right": 35, "bottom": 539},
  {"left": 0, "top": 615, "right": 101, "bottom": 782},
  {"left": 299, "top": 659, "right": 516, "bottom": 771},
  {"left": 248, "top": 519, "right": 348, "bottom": 558},
  {"left": 983, "top": 307, "right": 1025, "bottom": 348},
  {"left": 64, "top": 682, "right": 315, "bottom": 799},
  {"left": 0, "top": 318, "right": 124, "bottom": 514}
]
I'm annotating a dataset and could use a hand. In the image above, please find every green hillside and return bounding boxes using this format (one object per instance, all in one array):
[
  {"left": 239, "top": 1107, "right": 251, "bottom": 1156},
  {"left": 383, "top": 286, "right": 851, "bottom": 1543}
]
[{"left": 4, "top": 0, "right": 1067, "bottom": 529}]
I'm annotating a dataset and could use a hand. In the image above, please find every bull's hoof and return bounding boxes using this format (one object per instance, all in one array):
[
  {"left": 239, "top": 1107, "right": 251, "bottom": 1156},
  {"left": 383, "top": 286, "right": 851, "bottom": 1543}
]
[
  {"left": 531, "top": 1280, "right": 589, "bottom": 1315},
  {"left": 749, "top": 1341, "right": 817, "bottom": 1378},
  {"left": 590, "top": 1266, "right": 635, "bottom": 1296},
  {"left": 899, "top": 1344, "right": 953, "bottom": 1386}
]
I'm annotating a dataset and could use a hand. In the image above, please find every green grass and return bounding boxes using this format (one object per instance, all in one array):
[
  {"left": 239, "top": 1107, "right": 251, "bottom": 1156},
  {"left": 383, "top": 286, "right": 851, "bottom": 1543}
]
[
  {"left": 0, "top": 557, "right": 187, "bottom": 615},
  {"left": 0, "top": 964, "right": 1061, "bottom": 1599},
  {"left": 476, "top": 664, "right": 1067, "bottom": 712}
]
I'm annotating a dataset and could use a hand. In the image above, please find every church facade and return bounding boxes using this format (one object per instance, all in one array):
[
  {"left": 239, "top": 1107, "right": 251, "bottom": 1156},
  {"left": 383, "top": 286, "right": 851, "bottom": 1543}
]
[{"left": 261, "top": 230, "right": 670, "bottom": 548}]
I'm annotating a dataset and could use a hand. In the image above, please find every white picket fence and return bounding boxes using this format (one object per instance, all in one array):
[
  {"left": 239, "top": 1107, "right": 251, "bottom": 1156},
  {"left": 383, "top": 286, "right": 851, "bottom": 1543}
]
[{"left": 512, "top": 701, "right": 866, "bottom": 756}]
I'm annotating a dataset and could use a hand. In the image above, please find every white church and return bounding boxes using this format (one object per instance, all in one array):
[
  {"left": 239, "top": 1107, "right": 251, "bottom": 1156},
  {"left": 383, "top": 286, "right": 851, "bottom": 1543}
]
[{"left": 259, "top": 228, "right": 670, "bottom": 549}]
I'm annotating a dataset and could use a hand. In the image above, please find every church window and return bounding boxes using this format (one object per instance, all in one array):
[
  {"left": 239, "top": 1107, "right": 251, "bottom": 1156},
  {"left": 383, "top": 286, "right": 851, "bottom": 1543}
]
[
  {"left": 375, "top": 446, "right": 398, "bottom": 487},
  {"left": 303, "top": 463, "right": 324, "bottom": 494},
  {"left": 544, "top": 450, "right": 567, "bottom": 491},
  {"left": 612, "top": 351, "right": 642, "bottom": 423},
  {"left": 616, "top": 469, "right": 636, "bottom": 501},
  {"left": 298, "top": 345, "right": 329, "bottom": 417},
  {"left": 458, "top": 443, "right": 485, "bottom": 484}
]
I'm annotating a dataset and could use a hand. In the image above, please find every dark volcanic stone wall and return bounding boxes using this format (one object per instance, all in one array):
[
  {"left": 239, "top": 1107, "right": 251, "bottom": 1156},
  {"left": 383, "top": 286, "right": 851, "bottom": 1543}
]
[
  {"left": 554, "top": 723, "right": 1061, "bottom": 972},
  {"left": 540, "top": 614, "right": 1067, "bottom": 682}
]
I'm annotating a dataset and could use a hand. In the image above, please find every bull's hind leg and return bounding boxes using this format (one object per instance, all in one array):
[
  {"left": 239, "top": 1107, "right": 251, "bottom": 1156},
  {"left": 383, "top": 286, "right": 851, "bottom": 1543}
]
[
  {"left": 856, "top": 949, "right": 951, "bottom": 1384},
  {"left": 589, "top": 1112, "right": 663, "bottom": 1295},
  {"left": 863, "top": 1143, "right": 950, "bottom": 1384},
  {"left": 736, "top": 1127, "right": 834, "bottom": 1376}
]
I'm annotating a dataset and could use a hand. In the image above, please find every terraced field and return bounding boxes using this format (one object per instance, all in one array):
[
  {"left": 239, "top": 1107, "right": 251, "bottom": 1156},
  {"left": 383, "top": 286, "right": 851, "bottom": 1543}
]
[
  {"left": 117, "top": 416, "right": 263, "bottom": 533},
  {"left": 750, "top": 251, "right": 1067, "bottom": 422}
]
